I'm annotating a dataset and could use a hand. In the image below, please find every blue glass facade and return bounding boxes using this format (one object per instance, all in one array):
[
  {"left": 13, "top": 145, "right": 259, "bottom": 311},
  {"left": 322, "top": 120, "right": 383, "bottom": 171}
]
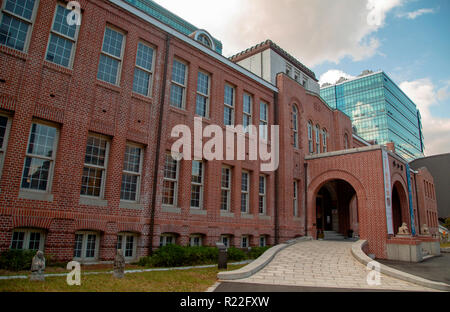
[
  {"left": 124, "top": 0, "right": 223, "bottom": 54},
  {"left": 320, "top": 72, "right": 424, "bottom": 161}
]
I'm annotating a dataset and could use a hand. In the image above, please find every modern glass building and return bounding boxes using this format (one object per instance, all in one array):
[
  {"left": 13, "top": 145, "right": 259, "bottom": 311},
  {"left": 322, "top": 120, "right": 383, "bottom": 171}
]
[
  {"left": 123, "top": 0, "right": 223, "bottom": 54},
  {"left": 320, "top": 71, "right": 424, "bottom": 161}
]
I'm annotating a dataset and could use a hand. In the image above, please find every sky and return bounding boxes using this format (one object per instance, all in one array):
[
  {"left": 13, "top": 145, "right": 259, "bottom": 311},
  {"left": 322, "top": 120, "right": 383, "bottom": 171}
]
[{"left": 153, "top": 0, "right": 450, "bottom": 157}]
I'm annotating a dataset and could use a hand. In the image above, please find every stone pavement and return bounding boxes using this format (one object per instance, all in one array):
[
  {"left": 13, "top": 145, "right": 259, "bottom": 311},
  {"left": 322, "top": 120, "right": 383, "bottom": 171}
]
[{"left": 225, "top": 240, "right": 437, "bottom": 291}]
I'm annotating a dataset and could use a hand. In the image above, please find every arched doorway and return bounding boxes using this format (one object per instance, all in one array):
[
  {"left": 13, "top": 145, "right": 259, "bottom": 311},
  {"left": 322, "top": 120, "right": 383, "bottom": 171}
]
[
  {"left": 315, "top": 179, "right": 357, "bottom": 239},
  {"left": 392, "top": 181, "right": 409, "bottom": 235}
]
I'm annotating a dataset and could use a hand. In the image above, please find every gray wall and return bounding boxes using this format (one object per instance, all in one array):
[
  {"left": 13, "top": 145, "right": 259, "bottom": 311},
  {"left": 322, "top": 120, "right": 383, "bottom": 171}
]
[{"left": 410, "top": 153, "right": 450, "bottom": 219}]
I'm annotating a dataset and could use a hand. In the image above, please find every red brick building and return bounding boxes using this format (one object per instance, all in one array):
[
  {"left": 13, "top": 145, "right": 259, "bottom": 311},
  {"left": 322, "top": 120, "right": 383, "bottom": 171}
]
[{"left": 0, "top": 0, "right": 440, "bottom": 263}]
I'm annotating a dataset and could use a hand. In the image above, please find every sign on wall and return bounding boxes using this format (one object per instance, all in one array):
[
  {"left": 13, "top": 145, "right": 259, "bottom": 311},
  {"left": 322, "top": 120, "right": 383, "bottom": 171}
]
[
  {"left": 382, "top": 150, "right": 394, "bottom": 235},
  {"left": 406, "top": 164, "right": 416, "bottom": 236}
]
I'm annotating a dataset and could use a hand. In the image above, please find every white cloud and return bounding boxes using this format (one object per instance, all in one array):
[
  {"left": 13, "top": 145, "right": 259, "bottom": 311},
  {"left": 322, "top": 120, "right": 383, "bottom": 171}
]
[
  {"left": 319, "top": 70, "right": 355, "bottom": 85},
  {"left": 399, "top": 79, "right": 450, "bottom": 156},
  {"left": 153, "top": 0, "right": 403, "bottom": 66},
  {"left": 397, "top": 8, "right": 436, "bottom": 19}
]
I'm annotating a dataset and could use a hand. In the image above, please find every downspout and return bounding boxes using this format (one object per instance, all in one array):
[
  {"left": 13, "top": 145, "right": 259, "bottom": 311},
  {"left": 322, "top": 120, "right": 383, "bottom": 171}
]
[
  {"left": 274, "top": 90, "right": 279, "bottom": 245},
  {"left": 149, "top": 34, "right": 171, "bottom": 256},
  {"left": 304, "top": 163, "right": 308, "bottom": 236}
]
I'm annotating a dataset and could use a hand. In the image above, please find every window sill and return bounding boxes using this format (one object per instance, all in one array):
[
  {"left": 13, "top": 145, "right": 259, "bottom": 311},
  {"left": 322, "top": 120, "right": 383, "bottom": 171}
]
[
  {"left": 131, "top": 92, "right": 153, "bottom": 104},
  {"left": 190, "top": 209, "right": 207, "bottom": 215},
  {"left": 293, "top": 216, "right": 302, "bottom": 222},
  {"left": 96, "top": 80, "right": 121, "bottom": 93},
  {"left": 18, "top": 190, "right": 53, "bottom": 202},
  {"left": 79, "top": 197, "right": 108, "bottom": 207},
  {"left": 169, "top": 106, "right": 188, "bottom": 116},
  {"left": 43, "top": 60, "right": 73, "bottom": 76},
  {"left": 162, "top": 206, "right": 181, "bottom": 214},
  {"left": 258, "top": 215, "right": 271, "bottom": 221},
  {"left": 119, "top": 201, "right": 145, "bottom": 210},
  {"left": 0, "top": 45, "right": 28, "bottom": 60},
  {"left": 220, "top": 211, "right": 235, "bottom": 218},
  {"left": 241, "top": 213, "right": 254, "bottom": 219}
]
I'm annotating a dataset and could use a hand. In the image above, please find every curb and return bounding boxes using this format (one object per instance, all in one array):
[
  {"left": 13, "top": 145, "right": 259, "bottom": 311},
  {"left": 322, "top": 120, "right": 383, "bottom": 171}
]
[
  {"left": 351, "top": 240, "right": 450, "bottom": 292},
  {"left": 217, "top": 237, "right": 312, "bottom": 280},
  {"left": 441, "top": 247, "right": 450, "bottom": 253}
]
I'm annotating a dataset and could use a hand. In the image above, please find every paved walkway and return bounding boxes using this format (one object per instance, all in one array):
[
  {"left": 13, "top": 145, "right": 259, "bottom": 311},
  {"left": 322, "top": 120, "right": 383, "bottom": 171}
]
[{"left": 225, "top": 241, "right": 437, "bottom": 291}]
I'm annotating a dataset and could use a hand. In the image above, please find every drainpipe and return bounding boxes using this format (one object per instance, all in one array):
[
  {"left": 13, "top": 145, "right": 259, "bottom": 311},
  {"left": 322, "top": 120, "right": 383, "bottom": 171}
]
[
  {"left": 304, "top": 163, "right": 308, "bottom": 236},
  {"left": 149, "top": 34, "right": 171, "bottom": 256},
  {"left": 274, "top": 91, "right": 279, "bottom": 245}
]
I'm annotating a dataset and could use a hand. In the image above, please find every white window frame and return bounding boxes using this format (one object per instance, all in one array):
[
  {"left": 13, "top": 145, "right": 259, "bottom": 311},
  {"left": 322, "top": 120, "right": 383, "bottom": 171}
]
[
  {"left": 73, "top": 231, "right": 100, "bottom": 262},
  {"left": 221, "top": 235, "right": 231, "bottom": 248},
  {"left": 259, "top": 175, "right": 266, "bottom": 215},
  {"left": 220, "top": 166, "right": 232, "bottom": 211},
  {"left": 117, "top": 232, "right": 138, "bottom": 260},
  {"left": 190, "top": 234, "right": 203, "bottom": 247},
  {"left": 190, "top": 160, "right": 204, "bottom": 209},
  {"left": 81, "top": 133, "right": 110, "bottom": 199},
  {"left": 293, "top": 180, "right": 299, "bottom": 217},
  {"left": 259, "top": 235, "right": 267, "bottom": 247},
  {"left": 241, "top": 235, "right": 249, "bottom": 248},
  {"left": 344, "top": 133, "right": 349, "bottom": 149},
  {"left": 160, "top": 233, "right": 176, "bottom": 247},
  {"left": 132, "top": 41, "right": 155, "bottom": 97},
  {"left": 0, "top": 0, "right": 40, "bottom": 53},
  {"left": 308, "top": 121, "right": 313, "bottom": 154},
  {"left": 241, "top": 171, "right": 250, "bottom": 214},
  {"left": 224, "top": 84, "right": 235, "bottom": 126},
  {"left": 45, "top": 2, "right": 81, "bottom": 68},
  {"left": 0, "top": 113, "right": 12, "bottom": 178},
  {"left": 322, "top": 129, "right": 327, "bottom": 153},
  {"left": 120, "top": 142, "right": 143, "bottom": 203},
  {"left": 315, "top": 125, "right": 320, "bottom": 154},
  {"left": 10, "top": 228, "right": 45, "bottom": 251},
  {"left": 162, "top": 153, "right": 179, "bottom": 207},
  {"left": 97, "top": 25, "right": 126, "bottom": 85},
  {"left": 195, "top": 70, "right": 210, "bottom": 118},
  {"left": 243, "top": 93, "right": 253, "bottom": 134},
  {"left": 293, "top": 106, "right": 299, "bottom": 148},
  {"left": 259, "top": 101, "right": 268, "bottom": 141},
  {"left": 21, "top": 120, "right": 59, "bottom": 193},
  {"left": 170, "top": 58, "right": 188, "bottom": 109}
]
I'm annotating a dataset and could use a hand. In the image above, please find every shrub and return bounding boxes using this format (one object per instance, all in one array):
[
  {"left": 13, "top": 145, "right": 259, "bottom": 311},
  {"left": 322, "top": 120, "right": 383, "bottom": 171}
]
[
  {"left": 0, "top": 249, "right": 36, "bottom": 271},
  {"left": 227, "top": 247, "right": 246, "bottom": 261},
  {"left": 247, "top": 246, "right": 270, "bottom": 259}
]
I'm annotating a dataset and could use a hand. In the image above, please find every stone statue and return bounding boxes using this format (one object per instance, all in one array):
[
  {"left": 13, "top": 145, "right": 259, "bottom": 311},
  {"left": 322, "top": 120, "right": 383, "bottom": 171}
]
[
  {"left": 398, "top": 222, "right": 410, "bottom": 235},
  {"left": 30, "top": 250, "right": 45, "bottom": 281},
  {"left": 421, "top": 224, "right": 430, "bottom": 235},
  {"left": 113, "top": 249, "right": 125, "bottom": 279}
]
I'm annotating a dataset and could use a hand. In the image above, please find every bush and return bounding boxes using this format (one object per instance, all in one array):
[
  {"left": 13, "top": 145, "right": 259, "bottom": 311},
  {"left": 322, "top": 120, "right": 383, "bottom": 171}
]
[
  {"left": 444, "top": 218, "right": 450, "bottom": 230},
  {"left": 227, "top": 247, "right": 246, "bottom": 261},
  {"left": 0, "top": 249, "right": 36, "bottom": 271},
  {"left": 247, "top": 246, "right": 270, "bottom": 259}
]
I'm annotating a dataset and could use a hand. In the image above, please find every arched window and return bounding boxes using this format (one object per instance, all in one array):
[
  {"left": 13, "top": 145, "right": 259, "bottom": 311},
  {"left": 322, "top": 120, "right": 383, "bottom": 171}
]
[
  {"left": 293, "top": 105, "right": 299, "bottom": 148},
  {"left": 344, "top": 133, "right": 349, "bottom": 149},
  {"left": 307, "top": 121, "right": 313, "bottom": 154},
  {"left": 322, "top": 129, "right": 327, "bottom": 153},
  {"left": 197, "top": 34, "right": 211, "bottom": 47},
  {"left": 315, "top": 124, "right": 320, "bottom": 154}
]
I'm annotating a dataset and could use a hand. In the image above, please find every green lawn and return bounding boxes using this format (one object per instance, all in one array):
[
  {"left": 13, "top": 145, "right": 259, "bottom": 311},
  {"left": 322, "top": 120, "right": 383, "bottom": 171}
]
[{"left": 0, "top": 264, "right": 244, "bottom": 292}]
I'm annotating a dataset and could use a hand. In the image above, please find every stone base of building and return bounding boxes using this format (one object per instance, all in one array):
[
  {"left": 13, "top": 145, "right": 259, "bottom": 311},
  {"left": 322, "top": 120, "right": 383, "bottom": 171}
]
[{"left": 386, "top": 236, "right": 440, "bottom": 262}]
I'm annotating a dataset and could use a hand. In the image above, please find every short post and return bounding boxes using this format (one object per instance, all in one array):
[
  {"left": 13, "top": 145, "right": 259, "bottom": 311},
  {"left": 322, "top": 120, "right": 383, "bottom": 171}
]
[{"left": 216, "top": 242, "right": 227, "bottom": 270}]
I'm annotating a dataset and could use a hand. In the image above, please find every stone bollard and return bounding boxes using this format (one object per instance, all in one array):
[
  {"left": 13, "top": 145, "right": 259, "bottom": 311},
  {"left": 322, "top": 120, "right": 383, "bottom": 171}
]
[
  {"left": 30, "top": 250, "right": 46, "bottom": 281},
  {"left": 216, "top": 242, "right": 228, "bottom": 270}
]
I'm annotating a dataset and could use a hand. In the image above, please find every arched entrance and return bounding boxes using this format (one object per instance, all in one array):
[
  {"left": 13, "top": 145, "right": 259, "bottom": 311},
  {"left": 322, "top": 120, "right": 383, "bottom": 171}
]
[
  {"left": 391, "top": 181, "right": 409, "bottom": 235},
  {"left": 315, "top": 179, "right": 358, "bottom": 239}
]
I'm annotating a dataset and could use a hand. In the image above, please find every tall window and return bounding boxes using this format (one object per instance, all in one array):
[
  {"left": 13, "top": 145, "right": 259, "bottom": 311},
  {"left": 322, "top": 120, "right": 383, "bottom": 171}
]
[
  {"left": 162, "top": 154, "right": 179, "bottom": 206},
  {"left": 0, "top": 115, "right": 11, "bottom": 176},
  {"left": 97, "top": 26, "right": 125, "bottom": 85},
  {"left": 74, "top": 231, "right": 99, "bottom": 261},
  {"left": 259, "top": 175, "right": 266, "bottom": 215},
  {"left": 21, "top": 122, "right": 58, "bottom": 192},
  {"left": 221, "top": 235, "right": 231, "bottom": 248},
  {"left": 196, "top": 71, "right": 210, "bottom": 117},
  {"left": 259, "top": 101, "right": 268, "bottom": 140},
  {"left": 221, "top": 167, "right": 231, "bottom": 211},
  {"left": 344, "top": 133, "right": 349, "bottom": 149},
  {"left": 224, "top": 84, "right": 235, "bottom": 126},
  {"left": 120, "top": 144, "right": 142, "bottom": 202},
  {"left": 170, "top": 59, "right": 187, "bottom": 109},
  {"left": 0, "top": 0, "right": 38, "bottom": 52},
  {"left": 45, "top": 3, "right": 81, "bottom": 68},
  {"left": 241, "top": 171, "right": 249, "bottom": 214},
  {"left": 160, "top": 233, "right": 176, "bottom": 247},
  {"left": 190, "top": 161, "right": 203, "bottom": 209},
  {"left": 293, "top": 180, "right": 298, "bottom": 217},
  {"left": 117, "top": 233, "right": 137, "bottom": 259},
  {"left": 190, "top": 234, "right": 203, "bottom": 247},
  {"left": 259, "top": 235, "right": 267, "bottom": 247},
  {"left": 132, "top": 42, "right": 154, "bottom": 96},
  {"left": 81, "top": 134, "right": 109, "bottom": 198},
  {"left": 241, "top": 235, "right": 249, "bottom": 248},
  {"left": 322, "top": 129, "right": 327, "bottom": 153},
  {"left": 307, "top": 121, "right": 313, "bottom": 154},
  {"left": 315, "top": 125, "right": 320, "bottom": 154},
  {"left": 293, "top": 106, "right": 299, "bottom": 148},
  {"left": 10, "top": 229, "right": 45, "bottom": 251},
  {"left": 243, "top": 93, "right": 252, "bottom": 133}
]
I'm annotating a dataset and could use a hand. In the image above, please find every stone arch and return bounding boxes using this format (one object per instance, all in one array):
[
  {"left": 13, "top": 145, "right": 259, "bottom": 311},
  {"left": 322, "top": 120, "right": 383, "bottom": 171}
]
[
  {"left": 307, "top": 169, "right": 367, "bottom": 237},
  {"left": 391, "top": 177, "right": 410, "bottom": 234}
]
